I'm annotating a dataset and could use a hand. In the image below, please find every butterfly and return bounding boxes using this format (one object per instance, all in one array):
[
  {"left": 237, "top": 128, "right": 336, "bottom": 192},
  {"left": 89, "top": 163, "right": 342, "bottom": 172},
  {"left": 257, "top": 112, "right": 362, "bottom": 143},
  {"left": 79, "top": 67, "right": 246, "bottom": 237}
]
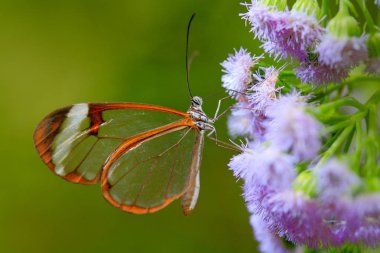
[{"left": 33, "top": 96, "right": 220, "bottom": 215}]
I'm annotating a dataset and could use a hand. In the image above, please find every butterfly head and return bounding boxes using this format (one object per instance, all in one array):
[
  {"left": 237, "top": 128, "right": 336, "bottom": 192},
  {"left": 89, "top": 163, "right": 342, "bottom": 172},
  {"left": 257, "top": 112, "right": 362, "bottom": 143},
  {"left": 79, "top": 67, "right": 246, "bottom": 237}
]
[
  {"left": 191, "top": 96, "right": 203, "bottom": 109},
  {"left": 189, "top": 96, "right": 214, "bottom": 131}
]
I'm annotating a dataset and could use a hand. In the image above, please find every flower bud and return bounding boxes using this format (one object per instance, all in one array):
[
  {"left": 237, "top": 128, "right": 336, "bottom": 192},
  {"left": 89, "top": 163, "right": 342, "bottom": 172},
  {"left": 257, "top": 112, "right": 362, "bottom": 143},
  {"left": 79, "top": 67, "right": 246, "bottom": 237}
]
[
  {"left": 293, "top": 170, "right": 317, "bottom": 197},
  {"left": 365, "top": 177, "right": 380, "bottom": 192},
  {"left": 327, "top": 10, "right": 360, "bottom": 38},
  {"left": 292, "top": 0, "right": 321, "bottom": 18},
  {"left": 261, "top": 0, "right": 287, "bottom": 11},
  {"left": 367, "top": 32, "right": 380, "bottom": 58}
]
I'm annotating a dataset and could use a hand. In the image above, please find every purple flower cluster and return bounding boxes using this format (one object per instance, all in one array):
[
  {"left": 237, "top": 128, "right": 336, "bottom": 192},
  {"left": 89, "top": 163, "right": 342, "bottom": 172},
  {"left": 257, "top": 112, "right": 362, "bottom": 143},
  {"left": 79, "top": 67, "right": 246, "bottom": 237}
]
[
  {"left": 221, "top": 49, "right": 380, "bottom": 250},
  {"left": 222, "top": 1, "right": 380, "bottom": 251},
  {"left": 241, "top": 0, "right": 372, "bottom": 85},
  {"left": 232, "top": 147, "right": 380, "bottom": 249}
]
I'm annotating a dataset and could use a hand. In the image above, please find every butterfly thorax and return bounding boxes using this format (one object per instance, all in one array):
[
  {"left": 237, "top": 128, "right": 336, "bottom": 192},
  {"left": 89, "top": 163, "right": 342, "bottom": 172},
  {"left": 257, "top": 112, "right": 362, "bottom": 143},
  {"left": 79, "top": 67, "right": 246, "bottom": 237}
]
[{"left": 187, "top": 96, "right": 215, "bottom": 131}]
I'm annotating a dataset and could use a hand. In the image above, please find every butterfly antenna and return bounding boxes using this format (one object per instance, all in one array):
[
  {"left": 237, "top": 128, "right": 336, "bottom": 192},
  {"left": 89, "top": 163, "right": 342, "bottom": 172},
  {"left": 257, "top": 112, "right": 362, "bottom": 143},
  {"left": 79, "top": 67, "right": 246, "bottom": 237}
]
[{"left": 186, "top": 13, "right": 196, "bottom": 99}]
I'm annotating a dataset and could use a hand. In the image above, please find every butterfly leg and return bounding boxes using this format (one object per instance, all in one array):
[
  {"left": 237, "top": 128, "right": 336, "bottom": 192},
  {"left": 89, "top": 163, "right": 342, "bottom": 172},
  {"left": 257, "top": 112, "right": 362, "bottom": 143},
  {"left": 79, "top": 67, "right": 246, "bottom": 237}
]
[
  {"left": 214, "top": 105, "right": 232, "bottom": 121},
  {"left": 212, "top": 95, "right": 231, "bottom": 120},
  {"left": 206, "top": 125, "right": 223, "bottom": 148},
  {"left": 206, "top": 135, "right": 242, "bottom": 152}
]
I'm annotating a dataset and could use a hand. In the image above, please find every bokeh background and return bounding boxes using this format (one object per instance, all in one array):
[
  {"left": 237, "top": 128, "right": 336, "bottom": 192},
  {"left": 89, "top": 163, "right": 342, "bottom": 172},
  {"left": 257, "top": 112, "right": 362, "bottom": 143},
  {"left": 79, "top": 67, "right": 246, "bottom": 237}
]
[{"left": 0, "top": 0, "right": 261, "bottom": 252}]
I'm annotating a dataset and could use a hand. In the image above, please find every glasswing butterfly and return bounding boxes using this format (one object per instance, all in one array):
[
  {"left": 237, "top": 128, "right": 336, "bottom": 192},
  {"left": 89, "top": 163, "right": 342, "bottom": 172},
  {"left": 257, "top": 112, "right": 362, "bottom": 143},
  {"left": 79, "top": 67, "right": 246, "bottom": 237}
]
[
  {"left": 33, "top": 96, "right": 218, "bottom": 215},
  {"left": 33, "top": 14, "right": 233, "bottom": 215}
]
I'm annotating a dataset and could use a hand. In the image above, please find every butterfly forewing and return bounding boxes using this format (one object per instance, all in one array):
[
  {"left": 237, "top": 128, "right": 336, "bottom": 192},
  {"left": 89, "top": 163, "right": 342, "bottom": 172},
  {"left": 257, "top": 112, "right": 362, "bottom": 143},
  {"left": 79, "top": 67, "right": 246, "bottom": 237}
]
[
  {"left": 34, "top": 103, "right": 187, "bottom": 184},
  {"left": 98, "top": 106, "right": 183, "bottom": 138}
]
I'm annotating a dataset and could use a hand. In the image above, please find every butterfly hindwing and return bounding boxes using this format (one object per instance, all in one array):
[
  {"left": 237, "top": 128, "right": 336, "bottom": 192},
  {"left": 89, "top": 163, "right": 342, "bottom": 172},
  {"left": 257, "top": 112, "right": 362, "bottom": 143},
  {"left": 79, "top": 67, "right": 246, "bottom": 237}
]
[
  {"left": 181, "top": 130, "right": 204, "bottom": 215},
  {"left": 101, "top": 119, "right": 201, "bottom": 214}
]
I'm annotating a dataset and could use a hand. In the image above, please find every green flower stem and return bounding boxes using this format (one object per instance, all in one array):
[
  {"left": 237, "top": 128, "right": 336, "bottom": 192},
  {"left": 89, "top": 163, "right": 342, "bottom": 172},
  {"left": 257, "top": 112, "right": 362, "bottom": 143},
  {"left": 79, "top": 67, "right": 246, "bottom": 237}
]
[
  {"left": 351, "top": 119, "right": 363, "bottom": 174},
  {"left": 322, "top": 128, "right": 344, "bottom": 153},
  {"left": 324, "top": 111, "right": 366, "bottom": 133},
  {"left": 343, "top": 126, "right": 356, "bottom": 153},
  {"left": 355, "top": 0, "right": 376, "bottom": 33},
  {"left": 345, "top": 76, "right": 380, "bottom": 87},
  {"left": 368, "top": 104, "right": 378, "bottom": 141},
  {"left": 318, "top": 124, "right": 355, "bottom": 165},
  {"left": 279, "top": 70, "right": 296, "bottom": 77},
  {"left": 366, "top": 90, "right": 380, "bottom": 106},
  {"left": 316, "top": 83, "right": 345, "bottom": 96},
  {"left": 318, "top": 97, "right": 366, "bottom": 114},
  {"left": 280, "top": 81, "right": 313, "bottom": 94},
  {"left": 366, "top": 104, "right": 379, "bottom": 176},
  {"left": 321, "top": 0, "right": 330, "bottom": 26},
  {"left": 338, "top": 0, "right": 348, "bottom": 14},
  {"left": 365, "top": 140, "right": 376, "bottom": 177}
]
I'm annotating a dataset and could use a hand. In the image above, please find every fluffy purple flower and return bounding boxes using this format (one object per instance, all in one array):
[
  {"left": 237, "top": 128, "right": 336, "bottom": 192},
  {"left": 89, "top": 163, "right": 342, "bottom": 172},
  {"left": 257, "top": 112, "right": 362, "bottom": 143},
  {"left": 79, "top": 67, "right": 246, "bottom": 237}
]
[
  {"left": 242, "top": 2, "right": 324, "bottom": 60},
  {"left": 254, "top": 190, "right": 358, "bottom": 247},
  {"left": 262, "top": 191, "right": 322, "bottom": 246},
  {"left": 249, "top": 66, "right": 281, "bottom": 112},
  {"left": 227, "top": 102, "right": 268, "bottom": 140},
  {"left": 314, "top": 159, "right": 360, "bottom": 198},
  {"left": 221, "top": 48, "right": 258, "bottom": 97},
  {"left": 250, "top": 214, "right": 298, "bottom": 253},
  {"left": 268, "top": 11, "right": 324, "bottom": 61},
  {"left": 295, "top": 61, "right": 349, "bottom": 85},
  {"left": 241, "top": 1, "right": 284, "bottom": 41},
  {"left": 353, "top": 194, "right": 380, "bottom": 246},
  {"left": 251, "top": 111, "right": 268, "bottom": 141},
  {"left": 229, "top": 145, "right": 296, "bottom": 191},
  {"left": 227, "top": 102, "right": 256, "bottom": 137},
  {"left": 228, "top": 148, "right": 254, "bottom": 181},
  {"left": 265, "top": 93, "right": 322, "bottom": 161},
  {"left": 315, "top": 34, "right": 368, "bottom": 69}
]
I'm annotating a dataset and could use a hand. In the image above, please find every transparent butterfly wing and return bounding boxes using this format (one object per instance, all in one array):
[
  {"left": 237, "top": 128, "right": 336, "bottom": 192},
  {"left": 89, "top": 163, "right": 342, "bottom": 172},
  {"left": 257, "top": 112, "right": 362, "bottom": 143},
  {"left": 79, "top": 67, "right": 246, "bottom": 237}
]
[{"left": 34, "top": 103, "right": 186, "bottom": 184}]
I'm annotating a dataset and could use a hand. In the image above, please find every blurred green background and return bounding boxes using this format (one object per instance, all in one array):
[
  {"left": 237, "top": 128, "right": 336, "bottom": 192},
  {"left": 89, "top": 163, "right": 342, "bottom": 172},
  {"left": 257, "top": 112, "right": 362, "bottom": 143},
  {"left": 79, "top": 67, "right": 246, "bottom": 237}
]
[{"left": 0, "top": 0, "right": 261, "bottom": 252}]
